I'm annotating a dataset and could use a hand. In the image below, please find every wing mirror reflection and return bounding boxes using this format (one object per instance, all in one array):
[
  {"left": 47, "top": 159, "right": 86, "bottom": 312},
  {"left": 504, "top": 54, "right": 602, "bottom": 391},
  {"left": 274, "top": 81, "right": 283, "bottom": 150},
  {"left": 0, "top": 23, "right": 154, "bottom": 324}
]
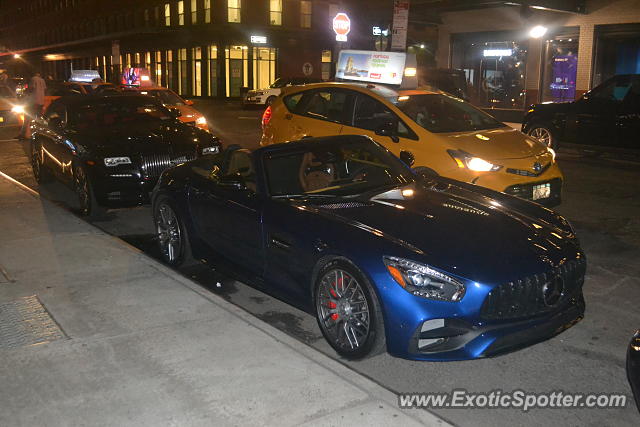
[{"left": 375, "top": 122, "right": 400, "bottom": 143}]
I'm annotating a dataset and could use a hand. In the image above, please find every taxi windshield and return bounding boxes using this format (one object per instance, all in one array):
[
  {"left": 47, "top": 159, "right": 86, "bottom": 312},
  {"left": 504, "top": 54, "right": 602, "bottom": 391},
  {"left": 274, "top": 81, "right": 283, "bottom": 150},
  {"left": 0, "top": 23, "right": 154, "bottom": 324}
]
[{"left": 392, "top": 94, "right": 506, "bottom": 133}]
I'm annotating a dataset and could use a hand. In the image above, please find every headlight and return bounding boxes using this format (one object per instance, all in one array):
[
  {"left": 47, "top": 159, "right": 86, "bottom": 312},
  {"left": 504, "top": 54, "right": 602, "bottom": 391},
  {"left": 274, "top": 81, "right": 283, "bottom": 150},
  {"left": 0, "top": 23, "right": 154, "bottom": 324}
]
[
  {"left": 11, "top": 105, "right": 24, "bottom": 114},
  {"left": 104, "top": 157, "right": 132, "bottom": 167},
  {"left": 202, "top": 146, "right": 219, "bottom": 155},
  {"left": 383, "top": 256, "right": 465, "bottom": 302},
  {"left": 447, "top": 150, "right": 502, "bottom": 172},
  {"left": 196, "top": 116, "right": 207, "bottom": 125}
]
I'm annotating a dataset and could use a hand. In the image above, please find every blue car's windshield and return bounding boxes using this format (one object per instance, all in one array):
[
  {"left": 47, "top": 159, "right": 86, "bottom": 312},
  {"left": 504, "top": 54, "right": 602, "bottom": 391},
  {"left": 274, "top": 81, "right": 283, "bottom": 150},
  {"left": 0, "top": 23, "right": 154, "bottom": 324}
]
[{"left": 264, "top": 140, "right": 414, "bottom": 197}]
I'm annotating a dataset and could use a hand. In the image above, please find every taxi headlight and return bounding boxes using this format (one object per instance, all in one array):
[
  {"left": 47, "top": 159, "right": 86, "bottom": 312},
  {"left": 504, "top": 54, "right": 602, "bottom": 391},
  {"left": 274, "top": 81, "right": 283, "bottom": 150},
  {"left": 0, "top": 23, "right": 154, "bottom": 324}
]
[
  {"left": 196, "top": 116, "right": 207, "bottom": 125},
  {"left": 383, "top": 256, "right": 465, "bottom": 302},
  {"left": 447, "top": 150, "right": 502, "bottom": 172},
  {"left": 104, "top": 157, "right": 132, "bottom": 167},
  {"left": 11, "top": 105, "right": 24, "bottom": 114}
]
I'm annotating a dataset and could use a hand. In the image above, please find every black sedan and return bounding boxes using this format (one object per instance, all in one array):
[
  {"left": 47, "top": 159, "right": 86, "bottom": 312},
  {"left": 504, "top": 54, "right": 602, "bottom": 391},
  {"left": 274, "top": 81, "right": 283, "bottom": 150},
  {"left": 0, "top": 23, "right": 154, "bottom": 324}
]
[
  {"left": 628, "top": 329, "right": 640, "bottom": 412},
  {"left": 151, "top": 135, "right": 585, "bottom": 361},
  {"left": 30, "top": 94, "right": 221, "bottom": 216},
  {"left": 523, "top": 74, "right": 640, "bottom": 150}
]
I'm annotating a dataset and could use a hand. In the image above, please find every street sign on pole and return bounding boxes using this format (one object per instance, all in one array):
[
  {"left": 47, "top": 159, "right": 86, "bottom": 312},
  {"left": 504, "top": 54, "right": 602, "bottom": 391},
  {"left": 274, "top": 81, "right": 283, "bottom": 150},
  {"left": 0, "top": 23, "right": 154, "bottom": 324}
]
[
  {"left": 391, "top": 1, "right": 410, "bottom": 51},
  {"left": 333, "top": 13, "right": 351, "bottom": 42}
]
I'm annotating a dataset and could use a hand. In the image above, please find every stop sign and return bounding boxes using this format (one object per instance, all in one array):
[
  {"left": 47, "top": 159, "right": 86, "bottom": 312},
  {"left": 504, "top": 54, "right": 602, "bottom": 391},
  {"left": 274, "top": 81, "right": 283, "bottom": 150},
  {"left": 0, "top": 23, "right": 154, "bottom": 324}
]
[{"left": 333, "top": 13, "right": 351, "bottom": 41}]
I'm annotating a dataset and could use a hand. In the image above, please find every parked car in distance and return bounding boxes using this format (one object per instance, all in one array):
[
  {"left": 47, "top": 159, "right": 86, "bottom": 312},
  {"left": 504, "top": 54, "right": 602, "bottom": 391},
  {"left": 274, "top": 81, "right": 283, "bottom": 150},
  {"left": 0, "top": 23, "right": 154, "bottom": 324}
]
[
  {"left": 123, "top": 86, "right": 208, "bottom": 130},
  {"left": 628, "top": 329, "right": 640, "bottom": 412},
  {"left": 0, "top": 85, "right": 25, "bottom": 125},
  {"left": 152, "top": 134, "right": 586, "bottom": 361},
  {"left": 523, "top": 74, "right": 640, "bottom": 150},
  {"left": 261, "top": 82, "right": 563, "bottom": 206},
  {"left": 30, "top": 94, "right": 221, "bottom": 216},
  {"left": 243, "top": 77, "right": 322, "bottom": 107}
]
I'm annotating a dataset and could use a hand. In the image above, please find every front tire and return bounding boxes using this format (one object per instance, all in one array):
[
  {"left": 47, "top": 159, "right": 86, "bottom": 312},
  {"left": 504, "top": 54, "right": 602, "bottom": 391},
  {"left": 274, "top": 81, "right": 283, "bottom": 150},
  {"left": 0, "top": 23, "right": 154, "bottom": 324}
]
[
  {"left": 154, "top": 197, "right": 191, "bottom": 266},
  {"left": 73, "top": 164, "right": 102, "bottom": 217},
  {"left": 527, "top": 123, "right": 557, "bottom": 149},
  {"left": 314, "top": 260, "right": 386, "bottom": 359}
]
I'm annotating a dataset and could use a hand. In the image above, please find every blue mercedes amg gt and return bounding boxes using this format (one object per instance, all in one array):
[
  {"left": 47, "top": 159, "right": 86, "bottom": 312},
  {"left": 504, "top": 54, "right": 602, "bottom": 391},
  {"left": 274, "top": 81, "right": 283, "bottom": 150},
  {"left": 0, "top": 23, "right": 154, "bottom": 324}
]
[{"left": 151, "top": 135, "right": 586, "bottom": 361}]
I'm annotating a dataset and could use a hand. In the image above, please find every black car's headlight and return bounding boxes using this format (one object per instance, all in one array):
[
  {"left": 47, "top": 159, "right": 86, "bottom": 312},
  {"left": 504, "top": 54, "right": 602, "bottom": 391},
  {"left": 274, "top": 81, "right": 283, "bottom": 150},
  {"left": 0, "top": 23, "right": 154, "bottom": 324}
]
[
  {"left": 383, "top": 256, "right": 465, "bottom": 302},
  {"left": 104, "top": 157, "right": 132, "bottom": 167},
  {"left": 202, "top": 146, "right": 219, "bottom": 155}
]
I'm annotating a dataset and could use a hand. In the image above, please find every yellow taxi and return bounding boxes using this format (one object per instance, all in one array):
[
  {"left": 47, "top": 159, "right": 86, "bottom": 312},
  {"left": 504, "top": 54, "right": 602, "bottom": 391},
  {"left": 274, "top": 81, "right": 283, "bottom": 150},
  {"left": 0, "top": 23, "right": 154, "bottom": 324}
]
[{"left": 260, "top": 82, "right": 563, "bottom": 206}]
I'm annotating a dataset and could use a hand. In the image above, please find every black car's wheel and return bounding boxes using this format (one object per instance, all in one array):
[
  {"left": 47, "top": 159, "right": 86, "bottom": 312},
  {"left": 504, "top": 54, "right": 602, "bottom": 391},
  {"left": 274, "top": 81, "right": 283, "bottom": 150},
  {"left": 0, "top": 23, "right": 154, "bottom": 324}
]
[
  {"left": 314, "top": 260, "right": 385, "bottom": 359},
  {"left": 154, "top": 197, "right": 191, "bottom": 266},
  {"left": 73, "top": 164, "right": 102, "bottom": 217},
  {"left": 265, "top": 96, "right": 276, "bottom": 107},
  {"left": 31, "top": 142, "right": 52, "bottom": 184},
  {"left": 527, "top": 124, "right": 557, "bottom": 149}
]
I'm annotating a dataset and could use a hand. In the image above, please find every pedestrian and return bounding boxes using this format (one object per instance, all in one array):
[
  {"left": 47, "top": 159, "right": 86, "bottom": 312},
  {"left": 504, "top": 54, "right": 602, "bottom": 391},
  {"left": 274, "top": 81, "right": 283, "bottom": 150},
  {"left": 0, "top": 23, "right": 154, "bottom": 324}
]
[{"left": 17, "top": 71, "right": 47, "bottom": 140}]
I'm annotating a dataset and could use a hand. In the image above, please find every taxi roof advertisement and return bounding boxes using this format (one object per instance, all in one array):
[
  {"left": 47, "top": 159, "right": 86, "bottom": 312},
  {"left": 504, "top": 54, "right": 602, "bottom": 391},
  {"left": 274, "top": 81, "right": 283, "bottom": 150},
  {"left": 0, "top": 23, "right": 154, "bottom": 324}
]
[{"left": 336, "top": 50, "right": 406, "bottom": 86}]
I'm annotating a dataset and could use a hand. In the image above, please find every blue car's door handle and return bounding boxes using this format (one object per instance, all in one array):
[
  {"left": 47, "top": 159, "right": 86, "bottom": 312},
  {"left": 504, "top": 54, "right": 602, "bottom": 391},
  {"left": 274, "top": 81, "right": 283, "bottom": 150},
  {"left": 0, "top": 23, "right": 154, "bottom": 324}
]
[{"left": 269, "top": 236, "right": 291, "bottom": 250}]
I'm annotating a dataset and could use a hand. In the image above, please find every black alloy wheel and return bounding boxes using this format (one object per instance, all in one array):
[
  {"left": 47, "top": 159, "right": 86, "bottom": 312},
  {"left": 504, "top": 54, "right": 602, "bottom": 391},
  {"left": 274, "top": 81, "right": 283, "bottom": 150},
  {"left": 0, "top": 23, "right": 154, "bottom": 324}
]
[
  {"left": 73, "top": 164, "right": 100, "bottom": 217},
  {"left": 154, "top": 198, "right": 190, "bottom": 266},
  {"left": 315, "top": 260, "right": 385, "bottom": 359}
]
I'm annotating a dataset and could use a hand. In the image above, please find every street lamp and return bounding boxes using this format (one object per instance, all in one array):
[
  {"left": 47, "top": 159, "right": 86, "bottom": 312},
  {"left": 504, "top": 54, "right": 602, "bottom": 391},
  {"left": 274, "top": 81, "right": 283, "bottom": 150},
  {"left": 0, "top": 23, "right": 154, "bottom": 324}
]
[
  {"left": 529, "top": 25, "right": 547, "bottom": 38},
  {"left": 13, "top": 53, "right": 20, "bottom": 59}
]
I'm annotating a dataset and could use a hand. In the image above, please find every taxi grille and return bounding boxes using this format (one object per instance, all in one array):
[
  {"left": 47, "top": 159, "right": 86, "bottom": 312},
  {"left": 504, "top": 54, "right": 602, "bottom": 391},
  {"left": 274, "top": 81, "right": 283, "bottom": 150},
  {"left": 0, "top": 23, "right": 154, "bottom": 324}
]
[
  {"left": 140, "top": 152, "right": 196, "bottom": 178},
  {"left": 480, "top": 257, "right": 586, "bottom": 321},
  {"left": 506, "top": 162, "right": 550, "bottom": 177}
]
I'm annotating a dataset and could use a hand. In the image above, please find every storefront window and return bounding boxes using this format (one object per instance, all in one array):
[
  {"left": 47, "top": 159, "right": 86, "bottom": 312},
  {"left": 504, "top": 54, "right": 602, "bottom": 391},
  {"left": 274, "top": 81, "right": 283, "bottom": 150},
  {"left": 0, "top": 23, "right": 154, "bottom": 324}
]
[
  {"left": 155, "top": 51, "right": 163, "bottom": 86},
  {"left": 541, "top": 36, "right": 579, "bottom": 102},
  {"left": 593, "top": 24, "right": 640, "bottom": 87},
  {"left": 225, "top": 45, "right": 248, "bottom": 97},
  {"left": 208, "top": 45, "right": 218, "bottom": 96},
  {"left": 178, "top": 48, "right": 188, "bottom": 95},
  {"left": 166, "top": 50, "right": 174, "bottom": 90},
  {"left": 321, "top": 50, "right": 332, "bottom": 80},
  {"left": 252, "top": 47, "right": 277, "bottom": 90},
  {"left": 192, "top": 47, "right": 202, "bottom": 96},
  {"left": 452, "top": 37, "right": 527, "bottom": 110}
]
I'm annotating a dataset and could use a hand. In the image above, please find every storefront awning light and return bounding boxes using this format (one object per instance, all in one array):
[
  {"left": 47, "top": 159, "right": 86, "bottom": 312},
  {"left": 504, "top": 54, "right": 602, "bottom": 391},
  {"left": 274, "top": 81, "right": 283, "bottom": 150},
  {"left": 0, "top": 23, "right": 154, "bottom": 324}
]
[
  {"left": 483, "top": 49, "right": 513, "bottom": 57},
  {"left": 251, "top": 35, "right": 268, "bottom": 44},
  {"left": 529, "top": 25, "right": 548, "bottom": 39}
]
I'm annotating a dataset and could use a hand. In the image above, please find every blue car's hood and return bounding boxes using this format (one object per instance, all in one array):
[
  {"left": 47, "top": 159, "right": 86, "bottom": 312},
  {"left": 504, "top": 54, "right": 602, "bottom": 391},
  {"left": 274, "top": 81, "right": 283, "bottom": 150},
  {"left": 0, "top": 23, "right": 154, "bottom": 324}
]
[{"left": 309, "top": 183, "right": 581, "bottom": 285}]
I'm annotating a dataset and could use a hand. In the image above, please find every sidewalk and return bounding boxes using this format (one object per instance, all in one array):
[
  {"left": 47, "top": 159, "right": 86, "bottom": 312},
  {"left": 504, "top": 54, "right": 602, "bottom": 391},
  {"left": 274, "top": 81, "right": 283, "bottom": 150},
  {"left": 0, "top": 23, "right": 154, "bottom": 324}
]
[{"left": 0, "top": 173, "right": 447, "bottom": 427}]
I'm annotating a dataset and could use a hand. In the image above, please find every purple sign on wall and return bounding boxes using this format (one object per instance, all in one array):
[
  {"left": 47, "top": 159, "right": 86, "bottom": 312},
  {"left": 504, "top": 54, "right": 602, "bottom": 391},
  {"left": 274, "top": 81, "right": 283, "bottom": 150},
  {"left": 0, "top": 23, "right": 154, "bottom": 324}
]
[{"left": 549, "top": 55, "right": 577, "bottom": 102}]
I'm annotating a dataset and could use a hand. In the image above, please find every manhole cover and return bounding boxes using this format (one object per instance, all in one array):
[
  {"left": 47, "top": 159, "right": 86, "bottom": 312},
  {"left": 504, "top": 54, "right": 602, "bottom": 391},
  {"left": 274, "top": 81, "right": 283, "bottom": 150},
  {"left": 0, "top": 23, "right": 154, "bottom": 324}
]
[{"left": 0, "top": 295, "right": 65, "bottom": 349}]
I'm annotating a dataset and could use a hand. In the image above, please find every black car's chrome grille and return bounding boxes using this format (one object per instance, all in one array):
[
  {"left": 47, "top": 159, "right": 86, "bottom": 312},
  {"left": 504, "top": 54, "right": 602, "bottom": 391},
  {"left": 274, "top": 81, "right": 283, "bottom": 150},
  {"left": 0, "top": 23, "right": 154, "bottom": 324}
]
[
  {"left": 318, "top": 202, "right": 371, "bottom": 210},
  {"left": 506, "top": 162, "right": 550, "bottom": 177},
  {"left": 480, "top": 257, "right": 586, "bottom": 321},
  {"left": 140, "top": 152, "right": 196, "bottom": 178}
]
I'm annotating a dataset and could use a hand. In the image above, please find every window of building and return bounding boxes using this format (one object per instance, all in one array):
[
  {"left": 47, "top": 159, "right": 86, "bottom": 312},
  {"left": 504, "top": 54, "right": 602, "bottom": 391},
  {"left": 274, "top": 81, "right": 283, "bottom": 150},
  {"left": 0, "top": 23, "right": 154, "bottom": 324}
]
[
  {"left": 252, "top": 47, "right": 277, "bottom": 90},
  {"left": 541, "top": 34, "right": 579, "bottom": 103},
  {"left": 208, "top": 45, "right": 218, "bottom": 96},
  {"left": 228, "top": 0, "right": 241, "bottom": 23},
  {"left": 155, "top": 51, "right": 163, "bottom": 86},
  {"left": 270, "top": 0, "right": 282, "bottom": 26},
  {"left": 144, "top": 9, "right": 150, "bottom": 26},
  {"left": 145, "top": 52, "right": 152, "bottom": 70},
  {"left": 178, "top": 1, "right": 185, "bottom": 25},
  {"left": 166, "top": 50, "right": 175, "bottom": 89},
  {"left": 164, "top": 3, "right": 171, "bottom": 26},
  {"left": 321, "top": 50, "right": 331, "bottom": 80},
  {"left": 135, "top": 52, "right": 141, "bottom": 67},
  {"left": 300, "top": 1, "right": 311, "bottom": 28},
  {"left": 178, "top": 48, "right": 188, "bottom": 95},
  {"left": 204, "top": 0, "right": 211, "bottom": 23},
  {"left": 192, "top": 47, "right": 202, "bottom": 96},
  {"left": 225, "top": 45, "right": 248, "bottom": 97},
  {"left": 191, "top": 0, "right": 197, "bottom": 24}
]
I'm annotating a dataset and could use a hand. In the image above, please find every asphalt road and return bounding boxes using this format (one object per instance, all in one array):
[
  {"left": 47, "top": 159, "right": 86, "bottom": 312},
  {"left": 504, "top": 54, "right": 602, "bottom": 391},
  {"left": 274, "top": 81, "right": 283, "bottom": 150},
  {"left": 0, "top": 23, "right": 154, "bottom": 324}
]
[{"left": 1, "top": 101, "right": 639, "bottom": 426}]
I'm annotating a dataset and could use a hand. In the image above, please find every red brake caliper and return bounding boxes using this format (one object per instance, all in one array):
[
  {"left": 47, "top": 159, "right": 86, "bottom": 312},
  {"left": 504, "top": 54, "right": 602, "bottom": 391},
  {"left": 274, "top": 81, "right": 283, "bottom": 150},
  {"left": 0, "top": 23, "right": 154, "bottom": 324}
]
[{"left": 328, "top": 287, "right": 339, "bottom": 320}]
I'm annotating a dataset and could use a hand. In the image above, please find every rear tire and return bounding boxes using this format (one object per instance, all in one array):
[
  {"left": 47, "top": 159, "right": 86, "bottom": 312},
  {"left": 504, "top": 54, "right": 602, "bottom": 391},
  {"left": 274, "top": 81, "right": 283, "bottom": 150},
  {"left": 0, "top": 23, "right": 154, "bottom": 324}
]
[
  {"left": 527, "top": 123, "right": 558, "bottom": 150},
  {"left": 314, "top": 259, "right": 386, "bottom": 360}
]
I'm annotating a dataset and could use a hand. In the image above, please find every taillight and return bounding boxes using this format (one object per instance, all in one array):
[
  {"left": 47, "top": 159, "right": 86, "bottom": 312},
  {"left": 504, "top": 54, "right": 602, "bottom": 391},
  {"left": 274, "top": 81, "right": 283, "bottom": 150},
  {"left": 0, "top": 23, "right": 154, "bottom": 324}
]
[{"left": 262, "top": 106, "right": 272, "bottom": 129}]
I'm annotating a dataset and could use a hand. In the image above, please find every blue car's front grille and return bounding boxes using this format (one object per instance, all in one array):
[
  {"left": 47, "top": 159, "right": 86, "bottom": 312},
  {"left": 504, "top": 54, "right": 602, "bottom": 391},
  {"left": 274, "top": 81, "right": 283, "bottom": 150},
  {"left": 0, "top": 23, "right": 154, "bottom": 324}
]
[{"left": 480, "top": 257, "right": 586, "bottom": 321}]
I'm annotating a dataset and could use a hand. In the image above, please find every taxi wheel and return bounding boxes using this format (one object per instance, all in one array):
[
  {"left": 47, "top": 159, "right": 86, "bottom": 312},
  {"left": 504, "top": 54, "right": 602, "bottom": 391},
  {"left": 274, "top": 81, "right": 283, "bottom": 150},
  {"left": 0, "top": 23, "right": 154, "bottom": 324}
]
[{"left": 528, "top": 124, "right": 557, "bottom": 150}]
